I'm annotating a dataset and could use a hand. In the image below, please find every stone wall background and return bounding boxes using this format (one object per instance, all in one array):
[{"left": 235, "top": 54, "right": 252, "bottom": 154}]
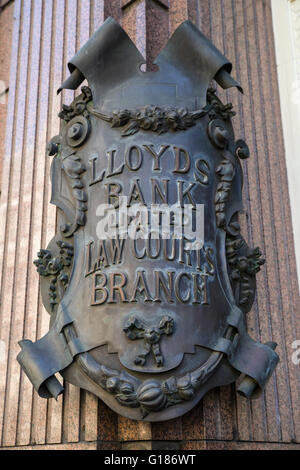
[{"left": 0, "top": 0, "right": 299, "bottom": 450}]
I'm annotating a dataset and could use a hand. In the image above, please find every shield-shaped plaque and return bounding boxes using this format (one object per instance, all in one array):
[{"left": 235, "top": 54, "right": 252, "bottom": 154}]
[{"left": 17, "top": 18, "right": 279, "bottom": 421}]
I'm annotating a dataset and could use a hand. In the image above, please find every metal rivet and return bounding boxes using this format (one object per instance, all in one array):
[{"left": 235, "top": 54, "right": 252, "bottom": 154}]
[{"left": 68, "top": 123, "right": 83, "bottom": 140}]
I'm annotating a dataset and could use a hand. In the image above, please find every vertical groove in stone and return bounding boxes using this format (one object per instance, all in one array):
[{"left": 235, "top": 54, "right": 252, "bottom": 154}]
[
  {"left": 264, "top": 2, "right": 300, "bottom": 443},
  {"left": 226, "top": 0, "right": 254, "bottom": 442},
  {"left": 169, "top": 0, "right": 188, "bottom": 35},
  {"left": 104, "top": 0, "right": 122, "bottom": 21},
  {"left": 248, "top": 0, "right": 278, "bottom": 443},
  {"left": 243, "top": 0, "right": 290, "bottom": 443},
  {"left": 254, "top": 0, "right": 300, "bottom": 442},
  {"left": 28, "top": 0, "right": 54, "bottom": 447},
  {"left": 59, "top": 0, "right": 82, "bottom": 445},
  {"left": 228, "top": 0, "right": 265, "bottom": 443},
  {"left": 78, "top": 0, "right": 91, "bottom": 47},
  {"left": 198, "top": 0, "right": 211, "bottom": 40},
  {"left": 187, "top": 0, "right": 200, "bottom": 27},
  {"left": 229, "top": 0, "right": 254, "bottom": 441},
  {"left": 216, "top": 1, "right": 236, "bottom": 440},
  {"left": 121, "top": 1, "right": 138, "bottom": 53},
  {"left": 14, "top": 0, "right": 43, "bottom": 447},
  {"left": 122, "top": 0, "right": 169, "bottom": 70},
  {"left": 246, "top": 0, "right": 282, "bottom": 442},
  {"left": 0, "top": 0, "right": 32, "bottom": 447},
  {"left": 136, "top": 1, "right": 147, "bottom": 62},
  {"left": 220, "top": 1, "right": 245, "bottom": 443},
  {"left": 0, "top": 2, "right": 14, "bottom": 186},
  {"left": 241, "top": 0, "right": 273, "bottom": 442},
  {"left": 0, "top": 0, "right": 21, "bottom": 446},
  {"left": 201, "top": 1, "right": 225, "bottom": 441},
  {"left": 75, "top": 1, "right": 100, "bottom": 443},
  {"left": 43, "top": 0, "right": 65, "bottom": 445}
]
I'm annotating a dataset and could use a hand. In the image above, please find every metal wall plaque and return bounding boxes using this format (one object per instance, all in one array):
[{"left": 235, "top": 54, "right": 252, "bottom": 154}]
[{"left": 17, "top": 17, "right": 279, "bottom": 421}]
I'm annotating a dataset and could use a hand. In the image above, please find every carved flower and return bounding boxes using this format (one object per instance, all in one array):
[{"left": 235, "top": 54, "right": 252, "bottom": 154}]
[
  {"left": 46, "top": 257, "right": 62, "bottom": 275},
  {"left": 165, "top": 107, "right": 194, "bottom": 131},
  {"left": 59, "top": 86, "right": 92, "bottom": 122},
  {"left": 141, "top": 117, "right": 153, "bottom": 130},
  {"left": 58, "top": 104, "right": 74, "bottom": 122},
  {"left": 34, "top": 250, "right": 61, "bottom": 276},
  {"left": 106, "top": 103, "right": 201, "bottom": 136},
  {"left": 111, "top": 109, "right": 131, "bottom": 127},
  {"left": 34, "top": 251, "right": 50, "bottom": 276},
  {"left": 165, "top": 109, "right": 178, "bottom": 123},
  {"left": 134, "top": 106, "right": 157, "bottom": 131},
  {"left": 136, "top": 105, "right": 155, "bottom": 119}
]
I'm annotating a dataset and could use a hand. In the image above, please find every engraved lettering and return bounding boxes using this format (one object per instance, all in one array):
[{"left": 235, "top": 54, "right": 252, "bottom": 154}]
[
  {"left": 128, "top": 179, "right": 146, "bottom": 206},
  {"left": 95, "top": 240, "right": 109, "bottom": 269},
  {"left": 154, "top": 271, "right": 174, "bottom": 303},
  {"left": 192, "top": 273, "right": 209, "bottom": 305},
  {"left": 175, "top": 272, "right": 191, "bottom": 303},
  {"left": 146, "top": 235, "right": 161, "bottom": 259},
  {"left": 173, "top": 146, "right": 191, "bottom": 174},
  {"left": 143, "top": 144, "right": 169, "bottom": 171},
  {"left": 125, "top": 145, "right": 143, "bottom": 171},
  {"left": 106, "top": 149, "right": 124, "bottom": 177},
  {"left": 86, "top": 241, "right": 95, "bottom": 276},
  {"left": 105, "top": 182, "right": 122, "bottom": 208},
  {"left": 163, "top": 237, "right": 176, "bottom": 261},
  {"left": 108, "top": 272, "right": 128, "bottom": 303},
  {"left": 151, "top": 178, "right": 169, "bottom": 204},
  {"left": 110, "top": 238, "right": 126, "bottom": 265},
  {"left": 132, "top": 239, "right": 146, "bottom": 259},
  {"left": 204, "top": 247, "right": 215, "bottom": 275},
  {"left": 89, "top": 154, "right": 105, "bottom": 186},
  {"left": 177, "top": 180, "right": 196, "bottom": 207},
  {"left": 179, "top": 238, "right": 192, "bottom": 267},
  {"left": 130, "top": 270, "right": 152, "bottom": 302},
  {"left": 194, "top": 158, "right": 210, "bottom": 185},
  {"left": 91, "top": 272, "right": 108, "bottom": 305}
]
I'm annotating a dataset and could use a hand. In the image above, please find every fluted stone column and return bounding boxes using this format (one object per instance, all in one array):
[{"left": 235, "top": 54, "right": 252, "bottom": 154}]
[{"left": 0, "top": 0, "right": 299, "bottom": 450}]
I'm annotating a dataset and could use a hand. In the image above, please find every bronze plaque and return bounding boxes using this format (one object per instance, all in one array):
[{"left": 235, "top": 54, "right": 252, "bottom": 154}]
[{"left": 17, "top": 18, "right": 279, "bottom": 421}]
